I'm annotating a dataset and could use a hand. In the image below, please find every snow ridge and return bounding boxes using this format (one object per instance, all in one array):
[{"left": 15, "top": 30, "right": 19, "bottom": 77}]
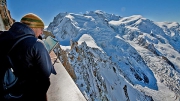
[{"left": 47, "top": 10, "right": 180, "bottom": 101}]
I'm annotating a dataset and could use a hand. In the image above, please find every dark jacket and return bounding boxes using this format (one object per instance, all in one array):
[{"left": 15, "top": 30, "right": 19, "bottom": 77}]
[{"left": 0, "top": 22, "right": 56, "bottom": 101}]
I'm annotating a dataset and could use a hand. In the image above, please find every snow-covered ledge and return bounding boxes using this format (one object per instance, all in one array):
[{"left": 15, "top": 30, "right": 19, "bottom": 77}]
[{"left": 47, "top": 52, "right": 87, "bottom": 101}]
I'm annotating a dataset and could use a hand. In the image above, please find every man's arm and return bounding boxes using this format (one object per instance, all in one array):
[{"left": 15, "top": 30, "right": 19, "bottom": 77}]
[{"left": 32, "top": 39, "right": 56, "bottom": 78}]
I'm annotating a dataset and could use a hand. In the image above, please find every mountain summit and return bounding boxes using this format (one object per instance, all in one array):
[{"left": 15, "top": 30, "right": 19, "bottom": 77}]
[{"left": 47, "top": 10, "right": 180, "bottom": 101}]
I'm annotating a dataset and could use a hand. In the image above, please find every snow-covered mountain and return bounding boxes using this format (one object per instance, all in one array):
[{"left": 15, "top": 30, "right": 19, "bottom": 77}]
[{"left": 47, "top": 10, "right": 180, "bottom": 101}]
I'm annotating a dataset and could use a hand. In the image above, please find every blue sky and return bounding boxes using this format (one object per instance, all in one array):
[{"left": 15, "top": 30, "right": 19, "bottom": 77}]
[{"left": 7, "top": 0, "right": 180, "bottom": 26}]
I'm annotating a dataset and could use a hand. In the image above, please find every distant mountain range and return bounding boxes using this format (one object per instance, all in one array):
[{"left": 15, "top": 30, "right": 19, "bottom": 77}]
[{"left": 47, "top": 10, "right": 180, "bottom": 101}]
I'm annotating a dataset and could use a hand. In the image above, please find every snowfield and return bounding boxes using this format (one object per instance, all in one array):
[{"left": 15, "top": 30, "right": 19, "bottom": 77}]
[{"left": 47, "top": 10, "right": 180, "bottom": 101}]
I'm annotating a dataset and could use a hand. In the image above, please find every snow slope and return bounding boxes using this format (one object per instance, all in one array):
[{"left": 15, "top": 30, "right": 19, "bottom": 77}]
[{"left": 47, "top": 10, "right": 180, "bottom": 101}]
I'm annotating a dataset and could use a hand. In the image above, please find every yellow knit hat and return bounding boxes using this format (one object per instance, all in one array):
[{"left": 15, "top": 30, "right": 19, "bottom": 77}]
[{"left": 20, "top": 13, "right": 44, "bottom": 28}]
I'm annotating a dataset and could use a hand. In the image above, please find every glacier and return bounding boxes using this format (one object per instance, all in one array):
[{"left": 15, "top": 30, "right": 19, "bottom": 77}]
[{"left": 47, "top": 10, "right": 180, "bottom": 101}]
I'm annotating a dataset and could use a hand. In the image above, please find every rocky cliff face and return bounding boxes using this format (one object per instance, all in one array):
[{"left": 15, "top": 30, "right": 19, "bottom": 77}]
[
  {"left": 0, "top": 2, "right": 14, "bottom": 30},
  {"left": 48, "top": 10, "right": 180, "bottom": 101}
]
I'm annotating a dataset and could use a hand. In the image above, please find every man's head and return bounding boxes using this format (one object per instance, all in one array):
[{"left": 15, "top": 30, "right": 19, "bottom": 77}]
[{"left": 20, "top": 13, "right": 44, "bottom": 38}]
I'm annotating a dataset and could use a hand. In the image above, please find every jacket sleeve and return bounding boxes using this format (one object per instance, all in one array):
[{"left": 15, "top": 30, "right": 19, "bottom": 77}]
[{"left": 32, "top": 39, "right": 56, "bottom": 79}]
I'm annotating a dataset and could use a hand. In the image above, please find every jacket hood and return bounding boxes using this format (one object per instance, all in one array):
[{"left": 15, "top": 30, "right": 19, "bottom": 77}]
[
  {"left": 0, "top": 22, "right": 35, "bottom": 53},
  {"left": 9, "top": 22, "right": 35, "bottom": 38}
]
